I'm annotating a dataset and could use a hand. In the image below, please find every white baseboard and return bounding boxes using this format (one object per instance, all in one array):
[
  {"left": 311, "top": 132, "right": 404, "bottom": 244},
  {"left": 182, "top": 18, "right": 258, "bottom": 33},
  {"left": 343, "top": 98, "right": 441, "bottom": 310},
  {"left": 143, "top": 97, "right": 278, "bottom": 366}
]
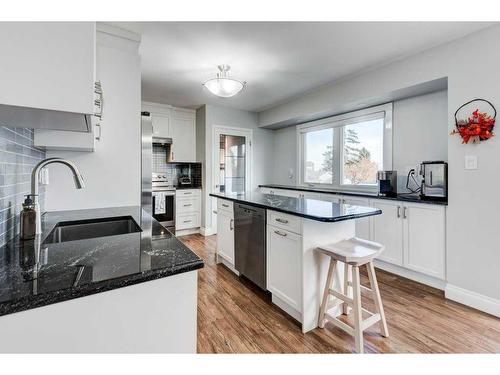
[
  {"left": 216, "top": 255, "right": 239, "bottom": 276},
  {"left": 175, "top": 228, "right": 200, "bottom": 237},
  {"left": 374, "top": 259, "right": 447, "bottom": 290},
  {"left": 445, "top": 284, "right": 500, "bottom": 318},
  {"left": 200, "top": 226, "right": 216, "bottom": 236},
  {"left": 272, "top": 295, "right": 302, "bottom": 323}
]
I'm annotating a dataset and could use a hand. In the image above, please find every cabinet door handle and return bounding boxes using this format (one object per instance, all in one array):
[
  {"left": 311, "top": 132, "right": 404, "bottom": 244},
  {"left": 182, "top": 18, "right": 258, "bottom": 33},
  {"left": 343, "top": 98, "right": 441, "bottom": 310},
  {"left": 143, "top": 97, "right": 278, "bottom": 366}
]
[
  {"left": 94, "top": 81, "right": 103, "bottom": 119},
  {"left": 275, "top": 218, "right": 289, "bottom": 224},
  {"left": 403, "top": 207, "right": 407, "bottom": 219},
  {"left": 397, "top": 206, "right": 401, "bottom": 218},
  {"left": 213, "top": 210, "right": 217, "bottom": 214},
  {"left": 222, "top": 203, "right": 229, "bottom": 207},
  {"left": 274, "top": 230, "right": 287, "bottom": 237},
  {"left": 230, "top": 219, "right": 234, "bottom": 230},
  {"left": 95, "top": 123, "right": 102, "bottom": 141}
]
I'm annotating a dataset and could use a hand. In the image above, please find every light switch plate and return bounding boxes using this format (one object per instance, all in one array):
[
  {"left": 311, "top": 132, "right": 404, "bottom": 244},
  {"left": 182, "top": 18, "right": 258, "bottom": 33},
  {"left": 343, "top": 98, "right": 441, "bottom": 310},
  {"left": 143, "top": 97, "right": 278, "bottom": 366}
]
[{"left": 465, "top": 155, "right": 478, "bottom": 170}]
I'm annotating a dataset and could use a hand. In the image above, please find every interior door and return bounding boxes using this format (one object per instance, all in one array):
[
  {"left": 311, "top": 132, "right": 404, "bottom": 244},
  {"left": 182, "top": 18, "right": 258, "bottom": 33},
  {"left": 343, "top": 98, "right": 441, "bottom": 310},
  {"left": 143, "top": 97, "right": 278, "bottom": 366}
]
[{"left": 212, "top": 127, "right": 252, "bottom": 234}]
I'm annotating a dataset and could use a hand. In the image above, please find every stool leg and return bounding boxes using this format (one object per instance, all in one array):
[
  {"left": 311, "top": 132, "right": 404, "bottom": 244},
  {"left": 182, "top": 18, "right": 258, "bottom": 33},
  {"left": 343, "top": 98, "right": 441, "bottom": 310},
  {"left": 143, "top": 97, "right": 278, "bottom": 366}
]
[
  {"left": 318, "top": 258, "right": 336, "bottom": 328},
  {"left": 342, "top": 262, "right": 351, "bottom": 315},
  {"left": 352, "top": 265, "right": 364, "bottom": 354},
  {"left": 366, "top": 261, "right": 389, "bottom": 338}
]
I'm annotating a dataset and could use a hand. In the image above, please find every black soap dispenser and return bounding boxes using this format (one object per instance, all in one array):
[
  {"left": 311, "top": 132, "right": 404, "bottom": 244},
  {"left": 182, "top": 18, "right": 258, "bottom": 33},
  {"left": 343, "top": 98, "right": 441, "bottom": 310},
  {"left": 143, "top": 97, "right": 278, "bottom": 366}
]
[{"left": 20, "top": 195, "right": 37, "bottom": 240}]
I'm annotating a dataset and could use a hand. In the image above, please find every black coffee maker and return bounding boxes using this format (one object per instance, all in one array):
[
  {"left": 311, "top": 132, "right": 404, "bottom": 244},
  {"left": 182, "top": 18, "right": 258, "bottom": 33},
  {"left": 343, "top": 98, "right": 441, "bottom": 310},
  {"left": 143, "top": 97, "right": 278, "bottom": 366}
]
[{"left": 376, "top": 171, "right": 397, "bottom": 196}]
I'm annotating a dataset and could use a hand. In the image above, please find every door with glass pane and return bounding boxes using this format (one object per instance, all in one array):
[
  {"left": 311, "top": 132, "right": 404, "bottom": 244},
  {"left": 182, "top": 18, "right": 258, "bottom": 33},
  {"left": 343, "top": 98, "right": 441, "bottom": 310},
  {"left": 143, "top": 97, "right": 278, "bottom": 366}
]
[
  {"left": 212, "top": 127, "right": 252, "bottom": 234},
  {"left": 217, "top": 134, "right": 247, "bottom": 194}
]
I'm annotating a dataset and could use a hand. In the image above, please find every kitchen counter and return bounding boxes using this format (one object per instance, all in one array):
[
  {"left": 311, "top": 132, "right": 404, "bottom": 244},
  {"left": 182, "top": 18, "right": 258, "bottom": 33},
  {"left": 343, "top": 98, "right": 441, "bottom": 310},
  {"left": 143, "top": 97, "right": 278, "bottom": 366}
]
[
  {"left": 0, "top": 206, "right": 203, "bottom": 317},
  {"left": 210, "top": 191, "right": 381, "bottom": 222},
  {"left": 259, "top": 184, "right": 448, "bottom": 206}
]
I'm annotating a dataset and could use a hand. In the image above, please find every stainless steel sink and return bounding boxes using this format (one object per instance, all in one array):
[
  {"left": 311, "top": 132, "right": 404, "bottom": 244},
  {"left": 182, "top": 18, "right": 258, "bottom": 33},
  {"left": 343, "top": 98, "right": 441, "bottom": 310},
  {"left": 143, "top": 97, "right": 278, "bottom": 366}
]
[{"left": 43, "top": 216, "right": 142, "bottom": 244}]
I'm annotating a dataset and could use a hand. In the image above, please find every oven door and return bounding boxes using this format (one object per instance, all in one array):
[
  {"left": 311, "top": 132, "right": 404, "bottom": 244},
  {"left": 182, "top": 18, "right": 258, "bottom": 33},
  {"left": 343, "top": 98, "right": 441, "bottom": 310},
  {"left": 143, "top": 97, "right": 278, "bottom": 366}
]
[{"left": 152, "top": 191, "right": 175, "bottom": 229}]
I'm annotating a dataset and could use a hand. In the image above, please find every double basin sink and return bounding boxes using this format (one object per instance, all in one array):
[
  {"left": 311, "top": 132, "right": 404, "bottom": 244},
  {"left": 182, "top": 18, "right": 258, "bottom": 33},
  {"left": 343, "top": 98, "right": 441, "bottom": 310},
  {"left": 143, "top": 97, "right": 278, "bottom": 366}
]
[{"left": 43, "top": 216, "right": 142, "bottom": 245}]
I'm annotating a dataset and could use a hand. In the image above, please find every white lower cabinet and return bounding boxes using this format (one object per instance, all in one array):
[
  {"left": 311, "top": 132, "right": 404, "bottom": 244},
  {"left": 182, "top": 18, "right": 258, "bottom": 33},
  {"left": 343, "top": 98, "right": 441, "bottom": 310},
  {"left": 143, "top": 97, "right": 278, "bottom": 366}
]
[
  {"left": 175, "top": 189, "right": 201, "bottom": 233},
  {"left": 371, "top": 200, "right": 404, "bottom": 266},
  {"left": 342, "top": 196, "right": 371, "bottom": 241},
  {"left": 266, "top": 225, "right": 302, "bottom": 312},
  {"left": 403, "top": 203, "right": 445, "bottom": 279},
  {"left": 371, "top": 199, "right": 446, "bottom": 280},
  {"left": 216, "top": 205, "right": 235, "bottom": 265}
]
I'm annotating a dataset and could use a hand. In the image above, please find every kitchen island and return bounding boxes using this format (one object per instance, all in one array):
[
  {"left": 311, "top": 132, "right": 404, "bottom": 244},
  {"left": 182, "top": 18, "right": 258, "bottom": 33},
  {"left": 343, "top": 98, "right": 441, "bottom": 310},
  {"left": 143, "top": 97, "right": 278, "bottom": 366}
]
[
  {"left": 210, "top": 191, "right": 381, "bottom": 333},
  {"left": 0, "top": 206, "right": 203, "bottom": 353}
]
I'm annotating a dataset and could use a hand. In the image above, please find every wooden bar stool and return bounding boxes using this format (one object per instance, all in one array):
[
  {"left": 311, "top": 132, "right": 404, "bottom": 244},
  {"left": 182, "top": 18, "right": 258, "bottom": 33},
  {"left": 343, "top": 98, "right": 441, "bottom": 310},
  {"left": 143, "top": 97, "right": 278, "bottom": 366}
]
[{"left": 317, "top": 237, "right": 389, "bottom": 353}]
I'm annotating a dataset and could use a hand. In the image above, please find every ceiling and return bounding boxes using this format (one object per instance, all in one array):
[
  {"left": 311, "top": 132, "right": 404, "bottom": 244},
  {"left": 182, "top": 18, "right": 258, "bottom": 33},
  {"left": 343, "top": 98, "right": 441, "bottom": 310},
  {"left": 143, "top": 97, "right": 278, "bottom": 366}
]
[{"left": 114, "top": 22, "right": 494, "bottom": 112}]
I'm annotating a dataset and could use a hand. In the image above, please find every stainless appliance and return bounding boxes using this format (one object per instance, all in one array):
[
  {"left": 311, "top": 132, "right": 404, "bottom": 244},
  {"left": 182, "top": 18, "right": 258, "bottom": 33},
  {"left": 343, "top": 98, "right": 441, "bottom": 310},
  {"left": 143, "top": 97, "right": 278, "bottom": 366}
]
[
  {"left": 234, "top": 203, "right": 266, "bottom": 290},
  {"left": 152, "top": 173, "right": 176, "bottom": 232},
  {"left": 376, "top": 170, "right": 397, "bottom": 197},
  {"left": 178, "top": 175, "right": 192, "bottom": 186},
  {"left": 141, "top": 112, "right": 152, "bottom": 214},
  {"left": 419, "top": 161, "right": 448, "bottom": 200},
  {"left": 152, "top": 136, "right": 174, "bottom": 162}
]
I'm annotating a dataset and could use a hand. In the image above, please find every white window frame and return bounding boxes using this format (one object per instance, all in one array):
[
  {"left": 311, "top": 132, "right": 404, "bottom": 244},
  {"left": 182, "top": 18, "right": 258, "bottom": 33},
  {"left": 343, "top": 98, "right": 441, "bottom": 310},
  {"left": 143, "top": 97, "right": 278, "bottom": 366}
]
[{"left": 296, "top": 103, "right": 393, "bottom": 193}]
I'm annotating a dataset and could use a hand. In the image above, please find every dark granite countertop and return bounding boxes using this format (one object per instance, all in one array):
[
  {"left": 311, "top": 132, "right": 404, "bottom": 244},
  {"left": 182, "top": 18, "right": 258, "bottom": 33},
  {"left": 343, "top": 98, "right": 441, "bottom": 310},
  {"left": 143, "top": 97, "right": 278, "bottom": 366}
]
[
  {"left": 0, "top": 206, "right": 203, "bottom": 317},
  {"left": 210, "top": 192, "right": 381, "bottom": 222},
  {"left": 259, "top": 184, "right": 448, "bottom": 206}
]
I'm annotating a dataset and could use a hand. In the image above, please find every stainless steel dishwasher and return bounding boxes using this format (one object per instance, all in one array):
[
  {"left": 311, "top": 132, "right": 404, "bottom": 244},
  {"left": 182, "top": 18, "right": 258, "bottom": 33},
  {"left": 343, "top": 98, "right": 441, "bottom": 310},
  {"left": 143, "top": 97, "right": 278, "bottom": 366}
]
[{"left": 234, "top": 203, "right": 266, "bottom": 290}]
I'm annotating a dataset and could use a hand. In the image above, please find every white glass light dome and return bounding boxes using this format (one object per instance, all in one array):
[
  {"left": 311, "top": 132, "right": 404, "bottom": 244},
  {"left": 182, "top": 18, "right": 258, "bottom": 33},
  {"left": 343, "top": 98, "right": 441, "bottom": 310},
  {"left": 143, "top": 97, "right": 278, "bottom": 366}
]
[{"left": 203, "top": 65, "right": 246, "bottom": 98}]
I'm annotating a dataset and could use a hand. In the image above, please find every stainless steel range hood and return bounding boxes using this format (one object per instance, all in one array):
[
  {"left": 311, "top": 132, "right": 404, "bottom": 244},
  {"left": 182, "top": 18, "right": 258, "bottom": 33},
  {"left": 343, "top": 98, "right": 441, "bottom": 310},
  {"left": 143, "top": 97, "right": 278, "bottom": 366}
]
[
  {"left": 152, "top": 136, "right": 172, "bottom": 145},
  {"left": 0, "top": 103, "right": 92, "bottom": 132}
]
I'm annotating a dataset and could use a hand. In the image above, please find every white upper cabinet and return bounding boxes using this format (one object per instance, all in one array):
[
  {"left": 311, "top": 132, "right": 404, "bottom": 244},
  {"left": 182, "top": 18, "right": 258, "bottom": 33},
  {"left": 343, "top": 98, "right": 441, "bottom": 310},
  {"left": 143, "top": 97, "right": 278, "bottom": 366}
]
[
  {"left": 403, "top": 203, "right": 446, "bottom": 279},
  {"left": 170, "top": 109, "right": 196, "bottom": 162},
  {"left": 0, "top": 22, "right": 96, "bottom": 130},
  {"left": 152, "top": 112, "right": 171, "bottom": 138},
  {"left": 142, "top": 102, "right": 196, "bottom": 162}
]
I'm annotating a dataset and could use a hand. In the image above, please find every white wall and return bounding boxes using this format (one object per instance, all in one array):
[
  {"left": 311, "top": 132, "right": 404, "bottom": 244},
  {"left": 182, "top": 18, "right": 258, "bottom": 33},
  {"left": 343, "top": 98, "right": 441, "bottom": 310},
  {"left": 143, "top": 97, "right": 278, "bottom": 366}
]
[
  {"left": 261, "top": 24, "right": 500, "bottom": 313},
  {"left": 273, "top": 126, "right": 298, "bottom": 185},
  {"left": 45, "top": 27, "right": 141, "bottom": 211},
  {"left": 198, "top": 104, "right": 274, "bottom": 231}
]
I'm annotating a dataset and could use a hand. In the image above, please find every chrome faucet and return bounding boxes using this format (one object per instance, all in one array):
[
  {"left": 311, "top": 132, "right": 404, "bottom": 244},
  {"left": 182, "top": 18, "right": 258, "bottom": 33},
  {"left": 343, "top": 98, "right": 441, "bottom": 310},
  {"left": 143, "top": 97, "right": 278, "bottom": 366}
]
[{"left": 31, "top": 158, "right": 85, "bottom": 234}]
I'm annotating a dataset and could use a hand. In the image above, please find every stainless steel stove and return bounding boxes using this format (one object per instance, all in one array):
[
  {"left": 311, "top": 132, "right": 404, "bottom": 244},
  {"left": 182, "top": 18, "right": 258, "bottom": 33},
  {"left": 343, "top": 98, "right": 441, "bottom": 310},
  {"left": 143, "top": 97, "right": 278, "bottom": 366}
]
[{"left": 152, "top": 173, "right": 175, "bottom": 232}]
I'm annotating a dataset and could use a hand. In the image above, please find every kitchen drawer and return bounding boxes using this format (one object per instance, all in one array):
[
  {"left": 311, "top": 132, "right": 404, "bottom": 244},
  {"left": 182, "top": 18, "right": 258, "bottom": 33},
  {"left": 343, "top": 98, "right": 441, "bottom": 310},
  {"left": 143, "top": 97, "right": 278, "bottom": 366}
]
[
  {"left": 176, "top": 212, "right": 201, "bottom": 230},
  {"left": 217, "top": 199, "right": 234, "bottom": 215},
  {"left": 267, "top": 210, "right": 302, "bottom": 235},
  {"left": 176, "top": 189, "right": 201, "bottom": 198},
  {"left": 176, "top": 197, "right": 200, "bottom": 214}
]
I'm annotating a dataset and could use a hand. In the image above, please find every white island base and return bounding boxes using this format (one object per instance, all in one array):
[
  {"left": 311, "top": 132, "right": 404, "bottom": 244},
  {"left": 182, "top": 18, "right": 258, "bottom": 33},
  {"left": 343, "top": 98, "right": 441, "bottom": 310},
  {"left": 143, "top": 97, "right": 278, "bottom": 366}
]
[
  {"left": 0, "top": 271, "right": 198, "bottom": 353},
  {"left": 266, "top": 211, "right": 354, "bottom": 333}
]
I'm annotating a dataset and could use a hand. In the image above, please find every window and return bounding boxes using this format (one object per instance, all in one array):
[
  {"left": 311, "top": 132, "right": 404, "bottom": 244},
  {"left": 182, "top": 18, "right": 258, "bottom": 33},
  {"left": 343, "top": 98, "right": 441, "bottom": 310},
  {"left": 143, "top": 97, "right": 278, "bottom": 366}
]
[
  {"left": 298, "top": 103, "right": 392, "bottom": 192},
  {"left": 304, "top": 127, "right": 333, "bottom": 184}
]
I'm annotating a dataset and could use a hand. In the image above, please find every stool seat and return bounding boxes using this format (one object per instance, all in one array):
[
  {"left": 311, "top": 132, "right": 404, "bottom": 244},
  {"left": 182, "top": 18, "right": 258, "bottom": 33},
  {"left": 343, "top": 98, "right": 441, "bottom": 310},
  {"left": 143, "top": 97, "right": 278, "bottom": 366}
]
[{"left": 317, "top": 237, "right": 385, "bottom": 265}]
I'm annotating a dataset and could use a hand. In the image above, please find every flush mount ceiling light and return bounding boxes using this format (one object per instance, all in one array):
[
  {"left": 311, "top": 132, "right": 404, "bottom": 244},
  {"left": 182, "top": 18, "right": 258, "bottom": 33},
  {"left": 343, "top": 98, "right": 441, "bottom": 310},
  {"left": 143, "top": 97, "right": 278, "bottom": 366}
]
[{"left": 202, "top": 65, "right": 246, "bottom": 98}]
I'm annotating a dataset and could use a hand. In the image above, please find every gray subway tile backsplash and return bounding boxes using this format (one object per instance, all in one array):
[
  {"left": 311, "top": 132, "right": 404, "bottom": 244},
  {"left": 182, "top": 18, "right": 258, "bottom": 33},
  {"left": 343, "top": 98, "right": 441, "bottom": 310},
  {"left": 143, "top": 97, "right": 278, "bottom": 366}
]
[{"left": 0, "top": 126, "right": 46, "bottom": 247}]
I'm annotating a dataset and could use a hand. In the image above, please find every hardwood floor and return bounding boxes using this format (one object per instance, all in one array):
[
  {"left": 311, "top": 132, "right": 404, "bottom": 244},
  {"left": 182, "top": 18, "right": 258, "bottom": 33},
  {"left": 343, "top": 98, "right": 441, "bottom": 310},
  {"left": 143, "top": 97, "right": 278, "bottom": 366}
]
[{"left": 179, "top": 234, "right": 500, "bottom": 353}]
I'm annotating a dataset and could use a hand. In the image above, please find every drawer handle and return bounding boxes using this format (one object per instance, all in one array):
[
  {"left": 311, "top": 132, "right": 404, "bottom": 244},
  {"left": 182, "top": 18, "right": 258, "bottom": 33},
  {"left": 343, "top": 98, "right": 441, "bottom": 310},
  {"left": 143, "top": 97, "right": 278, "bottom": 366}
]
[
  {"left": 274, "top": 230, "right": 287, "bottom": 237},
  {"left": 183, "top": 220, "right": 192, "bottom": 223},
  {"left": 183, "top": 204, "right": 192, "bottom": 207},
  {"left": 222, "top": 203, "right": 229, "bottom": 207},
  {"left": 275, "top": 218, "right": 289, "bottom": 224},
  {"left": 183, "top": 192, "right": 192, "bottom": 195}
]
